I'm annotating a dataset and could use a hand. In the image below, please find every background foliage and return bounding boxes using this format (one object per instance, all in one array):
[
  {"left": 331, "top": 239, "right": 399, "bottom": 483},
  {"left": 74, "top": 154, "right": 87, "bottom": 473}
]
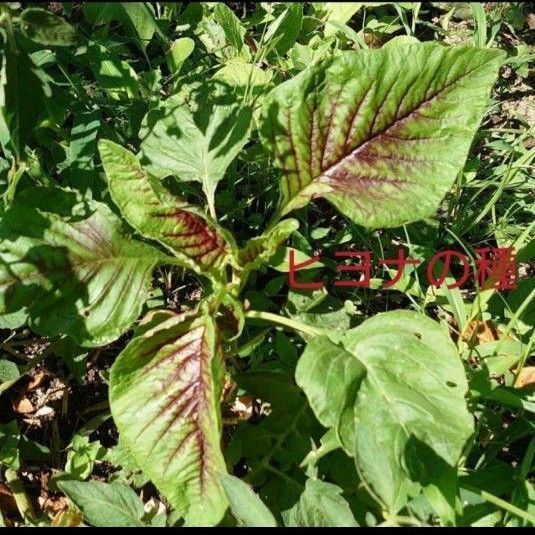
[{"left": 0, "top": 1, "right": 534, "bottom": 527}]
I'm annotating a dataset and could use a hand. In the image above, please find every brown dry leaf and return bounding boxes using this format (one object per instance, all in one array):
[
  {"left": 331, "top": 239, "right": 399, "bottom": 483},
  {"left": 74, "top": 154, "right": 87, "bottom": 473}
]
[
  {"left": 51, "top": 509, "right": 83, "bottom": 527},
  {"left": 0, "top": 483, "right": 18, "bottom": 518},
  {"left": 27, "top": 369, "right": 49, "bottom": 391},
  {"left": 461, "top": 320, "right": 503, "bottom": 347},
  {"left": 40, "top": 495, "right": 68, "bottom": 517},
  {"left": 13, "top": 396, "right": 34, "bottom": 414},
  {"left": 231, "top": 395, "right": 254, "bottom": 421},
  {"left": 514, "top": 367, "right": 535, "bottom": 389}
]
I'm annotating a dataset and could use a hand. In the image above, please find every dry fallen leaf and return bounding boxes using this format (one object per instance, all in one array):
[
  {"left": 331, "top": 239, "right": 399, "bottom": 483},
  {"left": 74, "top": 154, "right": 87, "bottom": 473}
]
[
  {"left": 51, "top": 509, "right": 83, "bottom": 527},
  {"left": 27, "top": 369, "right": 49, "bottom": 391},
  {"left": 13, "top": 396, "right": 34, "bottom": 414},
  {"left": 0, "top": 483, "right": 18, "bottom": 519},
  {"left": 514, "top": 367, "right": 535, "bottom": 389},
  {"left": 461, "top": 320, "right": 504, "bottom": 347}
]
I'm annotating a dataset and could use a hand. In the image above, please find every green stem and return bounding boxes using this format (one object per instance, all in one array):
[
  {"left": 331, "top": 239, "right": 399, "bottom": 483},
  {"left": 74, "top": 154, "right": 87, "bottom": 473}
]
[
  {"left": 244, "top": 310, "right": 324, "bottom": 337},
  {"left": 5, "top": 469, "right": 36, "bottom": 524},
  {"left": 466, "top": 486, "right": 535, "bottom": 525}
]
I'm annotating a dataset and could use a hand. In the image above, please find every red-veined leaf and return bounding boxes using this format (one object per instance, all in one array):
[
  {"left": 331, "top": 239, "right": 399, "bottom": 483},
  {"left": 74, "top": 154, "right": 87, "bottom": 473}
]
[
  {"left": 261, "top": 43, "right": 504, "bottom": 228},
  {"left": 98, "top": 139, "right": 234, "bottom": 277},
  {"left": 109, "top": 309, "right": 228, "bottom": 526}
]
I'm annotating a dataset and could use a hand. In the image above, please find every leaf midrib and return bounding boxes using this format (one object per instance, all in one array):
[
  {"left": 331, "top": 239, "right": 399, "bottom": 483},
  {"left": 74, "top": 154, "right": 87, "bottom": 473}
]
[{"left": 301, "top": 53, "right": 499, "bottom": 198}]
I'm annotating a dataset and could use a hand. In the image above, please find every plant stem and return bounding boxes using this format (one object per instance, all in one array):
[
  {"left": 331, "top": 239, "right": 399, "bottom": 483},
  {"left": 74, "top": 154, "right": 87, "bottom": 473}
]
[
  {"left": 244, "top": 310, "right": 325, "bottom": 337},
  {"left": 475, "top": 488, "right": 535, "bottom": 525},
  {"left": 5, "top": 469, "right": 36, "bottom": 524}
]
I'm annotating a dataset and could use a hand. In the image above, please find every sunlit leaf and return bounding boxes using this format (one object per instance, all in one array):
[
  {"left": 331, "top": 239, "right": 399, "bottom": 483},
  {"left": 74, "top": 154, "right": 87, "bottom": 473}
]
[
  {"left": 238, "top": 219, "right": 299, "bottom": 277},
  {"left": 296, "top": 310, "right": 474, "bottom": 511},
  {"left": 110, "top": 309, "right": 228, "bottom": 526},
  {"left": 99, "top": 139, "right": 234, "bottom": 276},
  {"left": 58, "top": 480, "right": 145, "bottom": 527},
  {"left": 0, "top": 187, "right": 164, "bottom": 346},
  {"left": 139, "top": 94, "right": 251, "bottom": 214},
  {"left": 282, "top": 478, "right": 358, "bottom": 527},
  {"left": 86, "top": 42, "right": 139, "bottom": 101},
  {"left": 261, "top": 43, "right": 504, "bottom": 227},
  {"left": 220, "top": 474, "right": 277, "bottom": 527}
]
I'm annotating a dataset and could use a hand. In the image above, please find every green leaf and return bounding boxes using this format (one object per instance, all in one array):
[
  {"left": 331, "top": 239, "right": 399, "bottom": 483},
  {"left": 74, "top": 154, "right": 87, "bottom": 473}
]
[
  {"left": 82, "top": 2, "right": 123, "bottom": 25},
  {"left": 229, "top": 370, "right": 322, "bottom": 514},
  {"left": 167, "top": 37, "right": 194, "bottom": 75},
  {"left": 0, "top": 359, "right": 19, "bottom": 382},
  {"left": 238, "top": 219, "right": 299, "bottom": 275},
  {"left": 83, "top": 3, "right": 166, "bottom": 50},
  {"left": 58, "top": 480, "right": 145, "bottom": 527},
  {"left": 0, "top": 308, "right": 26, "bottom": 329},
  {"left": 119, "top": 2, "right": 154, "bottom": 47},
  {"left": 0, "top": 421, "right": 20, "bottom": 469},
  {"left": 98, "top": 139, "right": 234, "bottom": 276},
  {"left": 261, "top": 43, "right": 504, "bottom": 228},
  {"left": 263, "top": 4, "right": 303, "bottom": 56},
  {"left": 109, "top": 309, "right": 228, "bottom": 526},
  {"left": 296, "top": 310, "right": 474, "bottom": 512},
  {"left": 139, "top": 94, "right": 251, "bottom": 214},
  {"left": 219, "top": 473, "right": 277, "bottom": 527},
  {"left": 69, "top": 108, "right": 101, "bottom": 195},
  {"left": 0, "top": 37, "right": 51, "bottom": 158},
  {"left": 86, "top": 42, "right": 139, "bottom": 101},
  {"left": 282, "top": 478, "right": 358, "bottom": 527},
  {"left": 212, "top": 59, "right": 272, "bottom": 99},
  {"left": 20, "top": 7, "right": 77, "bottom": 46},
  {"left": 0, "top": 187, "right": 164, "bottom": 346},
  {"left": 321, "top": 3, "right": 363, "bottom": 37},
  {"left": 64, "top": 435, "right": 107, "bottom": 480},
  {"left": 213, "top": 3, "right": 246, "bottom": 51}
]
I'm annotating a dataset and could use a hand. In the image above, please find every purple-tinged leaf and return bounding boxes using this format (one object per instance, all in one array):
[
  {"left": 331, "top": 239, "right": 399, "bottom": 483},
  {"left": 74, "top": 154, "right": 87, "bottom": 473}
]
[
  {"left": 261, "top": 43, "right": 504, "bottom": 228},
  {"left": 99, "top": 139, "right": 235, "bottom": 277},
  {"left": 109, "top": 309, "right": 228, "bottom": 526}
]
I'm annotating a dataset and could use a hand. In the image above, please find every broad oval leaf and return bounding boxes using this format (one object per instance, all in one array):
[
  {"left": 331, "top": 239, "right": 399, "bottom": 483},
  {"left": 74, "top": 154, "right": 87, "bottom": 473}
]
[
  {"left": 58, "top": 480, "right": 145, "bottom": 527},
  {"left": 296, "top": 310, "right": 474, "bottom": 511},
  {"left": 219, "top": 473, "right": 277, "bottom": 527},
  {"left": 261, "top": 43, "right": 504, "bottom": 228},
  {"left": 109, "top": 309, "right": 228, "bottom": 526},
  {"left": 98, "top": 139, "right": 234, "bottom": 276},
  {"left": 0, "top": 187, "right": 163, "bottom": 347},
  {"left": 20, "top": 7, "right": 77, "bottom": 47},
  {"left": 282, "top": 478, "right": 358, "bottom": 527},
  {"left": 167, "top": 37, "right": 195, "bottom": 75}
]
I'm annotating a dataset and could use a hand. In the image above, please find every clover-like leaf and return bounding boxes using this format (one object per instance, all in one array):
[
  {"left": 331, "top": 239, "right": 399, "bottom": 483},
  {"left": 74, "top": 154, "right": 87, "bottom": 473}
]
[
  {"left": 296, "top": 310, "right": 474, "bottom": 512},
  {"left": 261, "top": 43, "right": 504, "bottom": 228},
  {"left": 99, "top": 139, "right": 234, "bottom": 277},
  {"left": 109, "top": 309, "right": 228, "bottom": 526},
  {"left": 0, "top": 187, "right": 164, "bottom": 347}
]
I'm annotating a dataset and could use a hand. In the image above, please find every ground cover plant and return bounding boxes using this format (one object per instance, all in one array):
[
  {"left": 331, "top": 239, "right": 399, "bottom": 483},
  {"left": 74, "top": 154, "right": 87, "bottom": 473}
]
[{"left": 0, "top": 1, "right": 534, "bottom": 528}]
